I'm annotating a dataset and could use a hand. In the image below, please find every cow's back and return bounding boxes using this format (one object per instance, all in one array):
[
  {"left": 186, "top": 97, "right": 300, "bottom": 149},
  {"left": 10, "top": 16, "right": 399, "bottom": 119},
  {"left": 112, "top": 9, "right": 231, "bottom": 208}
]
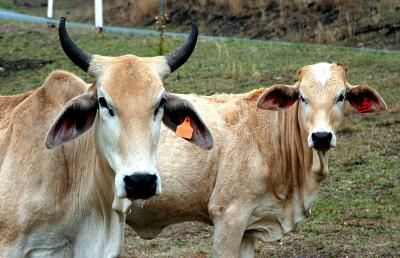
[
  {"left": 127, "top": 89, "right": 271, "bottom": 239},
  {"left": 0, "top": 70, "right": 89, "bottom": 252}
]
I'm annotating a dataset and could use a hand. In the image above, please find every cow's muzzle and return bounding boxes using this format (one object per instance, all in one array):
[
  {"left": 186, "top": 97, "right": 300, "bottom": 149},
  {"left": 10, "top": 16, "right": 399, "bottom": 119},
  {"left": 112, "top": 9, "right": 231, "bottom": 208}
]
[
  {"left": 311, "top": 131, "right": 332, "bottom": 151},
  {"left": 124, "top": 173, "right": 158, "bottom": 199}
]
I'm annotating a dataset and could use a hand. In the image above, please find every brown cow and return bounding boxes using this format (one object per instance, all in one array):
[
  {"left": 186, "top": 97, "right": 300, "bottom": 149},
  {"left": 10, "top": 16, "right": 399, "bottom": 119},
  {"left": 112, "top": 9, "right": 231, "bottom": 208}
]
[
  {"left": 0, "top": 18, "right": 213, "bottom": 257},
  {"left": 126, "top": 63, "right": 386, "bottom": 257}
]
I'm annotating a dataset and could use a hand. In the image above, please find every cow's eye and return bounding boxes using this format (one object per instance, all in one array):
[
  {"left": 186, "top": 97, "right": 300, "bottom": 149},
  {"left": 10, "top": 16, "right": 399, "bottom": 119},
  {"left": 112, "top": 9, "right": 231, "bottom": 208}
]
[
  {"left": 300, "top": 95, "right": 307, "bottom": 104},
  {"left": 154, "top": 97, "right": 166, "bottom": 117},
  {"left": 337, "top": 94, "right": 345, "bottom": 102},
  {"left": 99, "top": 97, "right": 115, "bottom": 117},
  {"left": 99, "top": 97, "right": 108, "bottom": 108}
]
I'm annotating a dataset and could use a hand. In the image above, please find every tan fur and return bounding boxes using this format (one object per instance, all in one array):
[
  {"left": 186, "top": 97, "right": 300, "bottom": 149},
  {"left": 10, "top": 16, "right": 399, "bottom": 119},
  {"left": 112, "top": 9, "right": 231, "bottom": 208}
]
[
  {"left": 0, "top": 38, "right": 194, "bottom": 255},
  {"left": 0, "top": 71, "right": 97, "bottom": 244},
  {"left": 89, "top": 55, "right": 165, "bottom": 160},
  {"left": 0, "top": 20, "right": 201, "bottom": 253},
  {"left": 126, "top": 63, "right": 386, "bottom": 257},
  {"left": 0, "top": 55, "right": 168, "bottom": 257}
]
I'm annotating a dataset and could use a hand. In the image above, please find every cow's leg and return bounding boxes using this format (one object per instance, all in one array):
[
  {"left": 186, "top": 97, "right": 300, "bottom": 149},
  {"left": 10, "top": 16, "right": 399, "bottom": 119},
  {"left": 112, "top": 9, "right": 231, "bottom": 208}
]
[
  {"left": 211, "top": 205, "right": 251, "bottom": 258},
  {"left": 239, "top": 233, "right": 256, "bottom": 258}
]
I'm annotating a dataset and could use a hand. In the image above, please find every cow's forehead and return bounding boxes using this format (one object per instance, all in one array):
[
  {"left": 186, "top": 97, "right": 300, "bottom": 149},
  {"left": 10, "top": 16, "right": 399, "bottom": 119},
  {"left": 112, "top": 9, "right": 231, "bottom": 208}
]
[
  {"left": 92, "top": 55, "right": 163, "bottom": 106},
  {"left": 298, "top": 63, "right": 346, "bottom": 98}
]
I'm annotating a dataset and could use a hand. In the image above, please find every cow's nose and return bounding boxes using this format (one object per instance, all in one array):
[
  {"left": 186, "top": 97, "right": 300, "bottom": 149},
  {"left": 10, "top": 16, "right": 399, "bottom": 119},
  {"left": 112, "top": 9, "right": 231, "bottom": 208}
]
[
  {"left": 311, "top": 132, "right": 332, "bottom": 150},
  {"left": 124, "top": 173, "right": 157, "bottom": 199}
]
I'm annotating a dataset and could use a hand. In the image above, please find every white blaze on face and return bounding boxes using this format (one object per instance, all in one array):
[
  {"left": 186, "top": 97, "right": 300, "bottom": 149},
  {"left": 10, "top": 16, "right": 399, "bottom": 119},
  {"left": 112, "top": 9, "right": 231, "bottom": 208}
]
[
  {"left": 94, "top": 86, "right": 164, "bottom": 199},
  {"left": 311, "top": 62, "right": 332, "bottom": 86},
  {"left": 300, "top": 63, "right": 346, "bottom": 149}
]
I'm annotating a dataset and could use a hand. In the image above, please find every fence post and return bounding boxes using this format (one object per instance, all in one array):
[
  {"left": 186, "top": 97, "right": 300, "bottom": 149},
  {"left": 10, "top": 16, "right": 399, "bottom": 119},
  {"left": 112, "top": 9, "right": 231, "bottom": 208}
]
[
  {"left": 95, "top": 0, "right": 103, "bottom": 31},
  {"left": 47, "top": 0, "right": 53, "bottom": 19}
]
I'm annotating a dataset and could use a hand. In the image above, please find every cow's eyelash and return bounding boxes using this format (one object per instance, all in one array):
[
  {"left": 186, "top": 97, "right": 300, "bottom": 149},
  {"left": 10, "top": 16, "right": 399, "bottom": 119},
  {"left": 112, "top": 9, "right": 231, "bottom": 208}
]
[
  {"left": 98, "top": 97, "right": 115, "bottom": 117},
  {"left": 337, "top": 94, "right": 345, "bottom": 102},
  {"left": 300, "top": 95, "right": 308, "bottom": 104},
  {"left": 154, "top": 98, "right": 166, "bottom": 116}
]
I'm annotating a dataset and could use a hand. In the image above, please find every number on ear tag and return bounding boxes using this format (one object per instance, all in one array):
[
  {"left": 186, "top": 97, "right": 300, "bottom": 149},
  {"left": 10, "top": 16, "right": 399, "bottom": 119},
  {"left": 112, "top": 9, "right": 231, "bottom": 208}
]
[{"left": 176, "top": 117, "right": 193, "bottom": 139}]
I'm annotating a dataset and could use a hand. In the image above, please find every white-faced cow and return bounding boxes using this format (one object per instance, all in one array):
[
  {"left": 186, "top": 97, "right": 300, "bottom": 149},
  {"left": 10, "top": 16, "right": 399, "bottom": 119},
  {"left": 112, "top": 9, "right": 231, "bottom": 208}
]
[
  {"left": 126, "top": 63, "right": 386, "bottom": 257},
  {"left": 0, "top": 18, "right": 213, "bottom": 257}
]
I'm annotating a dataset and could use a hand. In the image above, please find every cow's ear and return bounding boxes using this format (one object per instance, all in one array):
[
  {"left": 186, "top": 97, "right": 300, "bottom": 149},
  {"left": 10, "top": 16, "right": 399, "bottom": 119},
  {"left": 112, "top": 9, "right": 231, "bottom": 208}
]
[
  {"left": 346, "top": 84, "right": 387, "bottom": 113},
  {"left": 257, "top": 84, "right": 299, "bottom": 111},
  {"left": 162, "top": 94, "right": 214, "bottom": 150},
  {"left": 45, "top": 90, "right": 98, "bottom": 149}
]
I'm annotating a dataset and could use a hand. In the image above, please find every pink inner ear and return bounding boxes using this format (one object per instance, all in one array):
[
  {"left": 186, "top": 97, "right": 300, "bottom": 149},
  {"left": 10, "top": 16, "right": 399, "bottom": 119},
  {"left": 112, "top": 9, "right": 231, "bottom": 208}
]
[
  {"left": 264, "top": 94, "right": 296, "bottom": 109},
  {"left": 258, "top": 86, "right": 299, "bottom": 111},
  {"left": 272, "top": 97, "right": 296, "bottom": 109},
  {"left": 347, "top": 85, "right": 386, "bottom": 113},
  {"left": 349, "top": 92, "right": 383, "bottom": 113},
  {"left": 51, "top": 119, "right": 77, "bottom": 147},
  {"left": 46, "top": 103, "right": 97, "bottom": 149}
]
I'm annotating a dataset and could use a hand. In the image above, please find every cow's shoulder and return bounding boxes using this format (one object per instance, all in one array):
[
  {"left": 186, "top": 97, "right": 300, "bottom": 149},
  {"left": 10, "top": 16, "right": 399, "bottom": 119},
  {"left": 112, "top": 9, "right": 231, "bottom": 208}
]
[
  {"left": 0, "top": 70, "right": 89, "bottom": 140},
  {"left": 38, "top": 70, "right": 89, "bottom": 106},
  {"left": 12, "top": 70, "right": 88, "bottom": 122}
]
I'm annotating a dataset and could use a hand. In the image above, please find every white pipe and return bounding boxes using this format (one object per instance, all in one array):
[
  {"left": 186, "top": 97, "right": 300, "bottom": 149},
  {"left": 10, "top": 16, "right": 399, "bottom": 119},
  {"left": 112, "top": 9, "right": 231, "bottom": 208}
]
[
  {"left": 47, "top": 0, "right": 53, "bottom": 19},
  {"left": 94, "top": 0, "right": 103, "bottom": 29}
]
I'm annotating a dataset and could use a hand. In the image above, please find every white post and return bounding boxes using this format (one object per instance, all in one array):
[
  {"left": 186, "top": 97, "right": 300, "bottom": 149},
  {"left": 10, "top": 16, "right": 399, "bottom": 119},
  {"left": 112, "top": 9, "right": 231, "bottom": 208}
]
[
  {"left": 94, "top": 0, "right": 103, "bottom": 30},
  {"left": 47, "top": 0, "right": 53, "bottom": 19}
]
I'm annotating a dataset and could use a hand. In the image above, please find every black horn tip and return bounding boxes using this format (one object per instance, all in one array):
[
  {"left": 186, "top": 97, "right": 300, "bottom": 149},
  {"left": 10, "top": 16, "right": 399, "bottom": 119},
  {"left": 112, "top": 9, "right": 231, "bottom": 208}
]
[
  {"left": 166, "top": 22, "right": 199, "bottom": 73},
  {"left": 58, "top": 17, "right": 91, "bottom": 72},
  {"left": 190, "top": 21, "right": 198, "bottom": 35}
]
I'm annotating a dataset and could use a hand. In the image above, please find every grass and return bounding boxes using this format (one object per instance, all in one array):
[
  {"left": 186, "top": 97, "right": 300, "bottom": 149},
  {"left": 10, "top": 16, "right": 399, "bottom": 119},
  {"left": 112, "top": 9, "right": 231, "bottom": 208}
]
[{"left": 0, "top": 20, "right": 399, "bottom": 257}]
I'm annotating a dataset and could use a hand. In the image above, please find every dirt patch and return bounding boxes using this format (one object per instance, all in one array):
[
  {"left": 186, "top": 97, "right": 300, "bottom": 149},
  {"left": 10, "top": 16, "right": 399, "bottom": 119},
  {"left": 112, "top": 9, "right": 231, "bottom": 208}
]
[{"left": 0, "top": 58, "right": 52, "bottom": 76}]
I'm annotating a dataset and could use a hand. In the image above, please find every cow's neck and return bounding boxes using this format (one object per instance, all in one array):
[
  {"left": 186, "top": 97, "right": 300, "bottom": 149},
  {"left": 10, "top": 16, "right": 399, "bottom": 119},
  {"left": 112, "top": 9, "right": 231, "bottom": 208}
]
[
  {"left": 293, "top": 103, "right": 328, "bottom": 211},
  {"left": 60, "top": 133, "right": 111, "bottom": 218},
  {"left": 285, "top": 103, "right": 328, "bottom": 215},
  {"left": 256, "top": 103, "right": 328, "bottom": 221},
  {"left": 60, "top": 132, "right": 127, "bottom": 256}
]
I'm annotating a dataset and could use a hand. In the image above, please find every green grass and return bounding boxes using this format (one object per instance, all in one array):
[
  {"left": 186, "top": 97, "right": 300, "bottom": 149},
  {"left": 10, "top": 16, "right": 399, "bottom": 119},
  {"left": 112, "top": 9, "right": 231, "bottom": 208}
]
[{"left": 1, "top": 20, "right": 399, "bottom": 257}]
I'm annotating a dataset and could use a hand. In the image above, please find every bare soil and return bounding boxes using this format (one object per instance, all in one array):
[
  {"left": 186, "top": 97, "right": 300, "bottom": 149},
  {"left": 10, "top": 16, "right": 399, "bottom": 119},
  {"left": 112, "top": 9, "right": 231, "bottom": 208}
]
[{"left": 0, "top": 58, "right": 52, "bottom": 77}]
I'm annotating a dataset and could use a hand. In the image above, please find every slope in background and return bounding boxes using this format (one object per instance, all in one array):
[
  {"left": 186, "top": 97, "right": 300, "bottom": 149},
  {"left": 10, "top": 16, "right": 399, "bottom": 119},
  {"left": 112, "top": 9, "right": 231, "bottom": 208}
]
[{"left": 3, "top": 0, "right": 400, "bottom": 50}]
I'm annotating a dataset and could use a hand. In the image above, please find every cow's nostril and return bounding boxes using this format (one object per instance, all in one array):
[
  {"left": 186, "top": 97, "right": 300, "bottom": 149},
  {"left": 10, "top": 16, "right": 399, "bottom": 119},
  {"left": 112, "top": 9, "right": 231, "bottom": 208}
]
[
  {"left": 124, "top": 173, "right": 158, "bottom": 200},
  {"left": 124, "top": 174, "right": 157, "bottom": 186},
  {"left": 312, "top": 132, "right": 332, "bottom": 142},
  {"left": 311, "top": 132, "right": 332, "bottom": 150}
]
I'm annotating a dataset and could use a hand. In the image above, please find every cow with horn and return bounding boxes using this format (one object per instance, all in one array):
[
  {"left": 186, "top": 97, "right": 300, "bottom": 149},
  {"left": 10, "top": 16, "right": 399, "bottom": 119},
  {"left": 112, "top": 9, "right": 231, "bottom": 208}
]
[{"left": 0, "top": 17, "right": 213, "bottom": 257}]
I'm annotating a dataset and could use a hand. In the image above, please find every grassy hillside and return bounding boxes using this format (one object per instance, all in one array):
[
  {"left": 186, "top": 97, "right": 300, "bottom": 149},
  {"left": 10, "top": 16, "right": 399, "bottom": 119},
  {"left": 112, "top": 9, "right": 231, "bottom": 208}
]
[
  {"left": 0, "top": 20, "right": 399, "bottom": 257},
  {"left": 1, "top": 0, "right": 400, "bottom": 50}
]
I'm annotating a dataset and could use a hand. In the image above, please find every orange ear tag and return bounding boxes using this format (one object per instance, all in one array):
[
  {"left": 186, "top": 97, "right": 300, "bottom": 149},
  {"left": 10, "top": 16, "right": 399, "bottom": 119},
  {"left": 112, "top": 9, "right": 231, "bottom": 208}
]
[{"left": 176, "top": 117, "right": 193, "bottom": 139}]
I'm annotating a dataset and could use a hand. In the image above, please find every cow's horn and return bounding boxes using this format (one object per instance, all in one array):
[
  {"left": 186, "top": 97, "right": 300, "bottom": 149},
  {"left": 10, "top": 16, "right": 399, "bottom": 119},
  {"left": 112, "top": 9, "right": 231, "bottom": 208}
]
[
  {"left": 166, "top": 22, "right": 198, "bottom": 73},
  {"left": 59, "top": 17, "right": 92, "bottom": 72}
]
